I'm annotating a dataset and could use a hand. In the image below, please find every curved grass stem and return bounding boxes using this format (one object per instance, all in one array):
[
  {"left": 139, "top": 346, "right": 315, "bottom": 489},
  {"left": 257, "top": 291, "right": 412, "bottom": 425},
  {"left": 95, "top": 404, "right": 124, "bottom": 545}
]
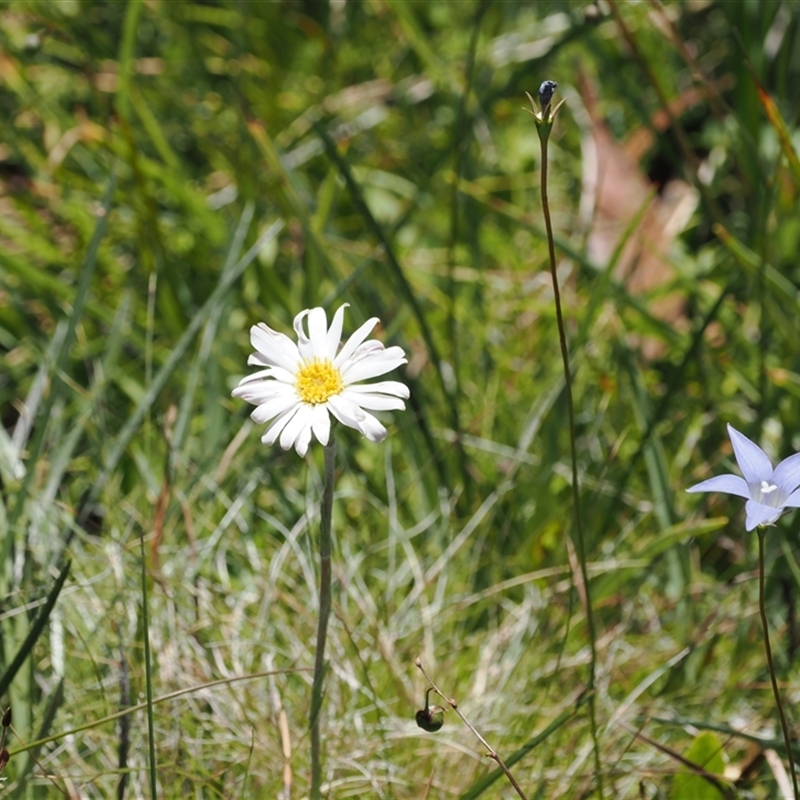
[
  {"left": 536, "top": 104, "right": 604, "bottom": 798},
  {"left": 757, "top": 529, "right": 798, "bottom": 798},
  {"left": 310, "top": 438, "right": 337, "bottom": 799}
]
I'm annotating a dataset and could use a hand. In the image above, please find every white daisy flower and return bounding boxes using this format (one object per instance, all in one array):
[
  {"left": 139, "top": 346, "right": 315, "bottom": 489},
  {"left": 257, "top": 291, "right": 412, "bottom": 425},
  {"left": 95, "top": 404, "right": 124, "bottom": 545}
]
[{"left": 233, "top": 304, "right": 409, "bottom": 457}]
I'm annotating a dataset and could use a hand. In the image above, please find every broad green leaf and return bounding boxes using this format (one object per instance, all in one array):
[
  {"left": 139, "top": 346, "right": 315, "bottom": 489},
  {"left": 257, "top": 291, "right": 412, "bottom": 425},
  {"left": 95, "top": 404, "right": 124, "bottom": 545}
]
[{"left": 670, "top": 731, "right": 726, "bottom": 800}]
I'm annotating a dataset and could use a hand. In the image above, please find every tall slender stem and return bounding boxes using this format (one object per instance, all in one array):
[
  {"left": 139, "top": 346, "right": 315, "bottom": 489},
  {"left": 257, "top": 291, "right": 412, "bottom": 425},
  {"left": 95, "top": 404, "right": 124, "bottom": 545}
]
[
  {"left": 139, "top": 533, "right": 157, "bottom": 800},
  {"left": 758, "top": 528, "right": 798, "bottom": 798},
  {"left": 538, "top": 123, "right": 604, "bottom": 798},
  {"left": 310, "top": 439, "right": 337, "bottom": 799}
]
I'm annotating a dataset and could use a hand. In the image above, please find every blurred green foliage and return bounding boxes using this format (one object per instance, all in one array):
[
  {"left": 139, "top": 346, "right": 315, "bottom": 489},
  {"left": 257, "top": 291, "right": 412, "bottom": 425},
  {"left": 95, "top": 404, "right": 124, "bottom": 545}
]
[{"left": 1, "top": 0, "right": 800, "bottom": 796}]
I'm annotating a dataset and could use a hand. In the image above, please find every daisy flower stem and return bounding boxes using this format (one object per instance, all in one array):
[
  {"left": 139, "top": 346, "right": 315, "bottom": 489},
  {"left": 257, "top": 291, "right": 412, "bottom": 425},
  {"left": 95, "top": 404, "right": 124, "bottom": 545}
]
[
  {"left": 757, "top": 528, "right": 799, "bottom": 798},
  {"left": 139, "top": 531, "right": 158, "bottom": 800},
  {"left": 310, "top": 437, "right": 337, "bottom": 800},
  {"left": 537, "top": 104, "right": 604, "bottom": 798}
]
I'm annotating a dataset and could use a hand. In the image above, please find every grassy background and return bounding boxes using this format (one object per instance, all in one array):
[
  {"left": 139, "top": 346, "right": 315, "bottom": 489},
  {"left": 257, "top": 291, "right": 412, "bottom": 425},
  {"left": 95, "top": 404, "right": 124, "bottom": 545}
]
[{"left": 1, "top": 0, "right": 800, "bottom": 797}]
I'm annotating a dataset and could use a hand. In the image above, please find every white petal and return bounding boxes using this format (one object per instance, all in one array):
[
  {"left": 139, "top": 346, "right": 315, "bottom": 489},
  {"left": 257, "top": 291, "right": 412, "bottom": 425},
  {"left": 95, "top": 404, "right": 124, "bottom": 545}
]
[
  {"left": 235, "top": 367, "right": 275, "bottom": 386},
  {"left": 368, "top": 344, "right": 407, "bottom": 363},
  {"left": 772, "top": 452, "right": 800, "bottom": 496},
  {"left": 686, "top": 474, "right": 750, "bottom": 498},
  {"left": 345, "top": 380, "right": 409, "bottom": 399},
  {"left": 293, "top": 309, "right": 314, "bottom": 359},
  {"left": 280, "top": 404, "right": 314, "bottom": 453},
  {"left": 341, "top": 348, "right": 408, "bottom": 383},
  {"left": 262, "top": 406, "right": 300, "bottom": 446},
  {"left": 245, "top": 357, "right": 295, "bottom": 378},
  {"left": 232, "top": 380, "right": 270, "bottom": 402},
  {"left": 745, "top": 499, "right": 782, "bottom": 531},
  {"left": 326, "top": 304, "right": 348, "bottom": 360},
  {"left": 306, "top": 307, "right": 329, "bottom": 359},
  {"left": 295, "top": 423, "right": 313, "bottom": 457},
  {"left": 728, "top": 424, "right": 773, "bottom": 485},
  {"left": 239, "top": 368, "right": 274, "bottom": 383},
  {"left": 328, "top": 395, "right": 387, "bottom": 442},
  {"left": 251, "top": 323, "right": 301, "bottom": 371},
  {"left": 311, "top": 404, "right": 331, "bottom": 446},
  {"left": 350, "top": 341, "right": 384, "bottom": 358},
  {"left": 341, "top": 389, "right": 406, "bottom": 411},
  {"left": 233, "top": 380, "right": 294, "bottom": 405},
  {"left": 251, "top": 394, "right": 300, "bottom": 424},
  {"left": 327, "top": 394, "right": 365, "bottom": 431},
  {"left": 357, "top": 409, "right": 388, "bottom": 442},
  {"left": 244, "top": 364, "right": 296, "bottom": 386},
  {"left": 783, "top": 488, "right": 800, "bottom": 508},
  {"left": 247, "top": 351, "right": 272, "bottom": 367},
  {"left": 334, "top": 317, "right": 380, "bottom": 367}
]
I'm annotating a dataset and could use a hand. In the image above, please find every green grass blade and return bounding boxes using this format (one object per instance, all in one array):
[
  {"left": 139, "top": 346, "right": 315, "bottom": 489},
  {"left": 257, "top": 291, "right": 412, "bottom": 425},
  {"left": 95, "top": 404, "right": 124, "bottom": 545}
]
[
  {"left": 0, "top": 559, "right": 71, "bottom": 700},
  {"left": 9, "top": 678, "right": 65, "bottom": 800},
  {"left": 68, "top": 218, "right": 284, "bottom": 540},
  {"left": 8, "top": 174, "right": 116, "bottom": 531},
  {"left": 171, "top": 202, "right": 255, "bottom": 464},
  {"left": 116, "top": 0, "right": 144, "bottom": 125},
  {"left": 460, "top": 693, "right": 589, "bottom": 800}
]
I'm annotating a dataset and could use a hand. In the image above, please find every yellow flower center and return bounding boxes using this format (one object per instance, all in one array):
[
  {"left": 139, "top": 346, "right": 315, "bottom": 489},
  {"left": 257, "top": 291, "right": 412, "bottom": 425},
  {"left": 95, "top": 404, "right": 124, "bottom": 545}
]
[{"left": 295, "top": 358, "right": 343, "bottom": 404}]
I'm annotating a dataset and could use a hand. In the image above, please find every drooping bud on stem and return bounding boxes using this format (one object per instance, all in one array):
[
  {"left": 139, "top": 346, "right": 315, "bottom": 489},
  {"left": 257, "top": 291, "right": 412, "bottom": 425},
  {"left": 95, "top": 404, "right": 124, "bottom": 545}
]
[{"left": 415, "top": 688, "right": 444, "bottom": 732}]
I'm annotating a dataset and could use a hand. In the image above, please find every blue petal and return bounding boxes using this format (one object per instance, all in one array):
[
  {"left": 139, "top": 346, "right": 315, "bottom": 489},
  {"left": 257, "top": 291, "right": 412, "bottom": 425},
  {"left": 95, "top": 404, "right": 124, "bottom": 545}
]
[
  {"left": 686, "top": 474, "right": 750, "bottom": 498},
  {"left": 772, "top": 452, "right": 800, "bottom": 496},
  {"left": 745, "top": 500, "right": 782, "bottom": 531},
  {"left": 728, "top": 424, "right": 772, "bottom": 484},
  {"left": 783, "top": 488, "right": 800, "bottom": 509}
]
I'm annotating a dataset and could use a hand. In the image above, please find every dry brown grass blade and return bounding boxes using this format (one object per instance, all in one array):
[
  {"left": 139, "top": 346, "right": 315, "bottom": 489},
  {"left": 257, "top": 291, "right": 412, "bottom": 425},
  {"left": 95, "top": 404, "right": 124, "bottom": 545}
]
[{"left": 578, "top": 70, "right": 698, "bottom": 359}]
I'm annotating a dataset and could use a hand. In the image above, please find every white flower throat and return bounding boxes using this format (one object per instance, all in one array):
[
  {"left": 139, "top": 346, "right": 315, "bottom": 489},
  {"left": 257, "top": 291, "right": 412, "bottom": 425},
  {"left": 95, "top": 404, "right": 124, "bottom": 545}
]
[{"left": 757, "top": 478, "right": 781, "bottom": 508}]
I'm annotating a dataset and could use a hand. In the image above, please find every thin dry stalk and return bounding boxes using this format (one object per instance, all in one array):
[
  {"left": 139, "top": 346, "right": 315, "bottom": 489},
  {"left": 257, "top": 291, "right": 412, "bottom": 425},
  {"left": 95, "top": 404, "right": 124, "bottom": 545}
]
[{"left": 415, "top": 658, "right": 528, "bottom": 800}]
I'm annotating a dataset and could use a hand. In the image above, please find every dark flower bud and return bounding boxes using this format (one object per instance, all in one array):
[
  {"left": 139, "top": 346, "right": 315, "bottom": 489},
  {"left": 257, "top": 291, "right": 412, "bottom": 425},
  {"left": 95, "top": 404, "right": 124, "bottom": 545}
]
[
  {"left": 1, "top": 708, "right": 10, "bottom": 728},
  {"left": 538, "top": 80, "right": 558, "bottom": 114}
]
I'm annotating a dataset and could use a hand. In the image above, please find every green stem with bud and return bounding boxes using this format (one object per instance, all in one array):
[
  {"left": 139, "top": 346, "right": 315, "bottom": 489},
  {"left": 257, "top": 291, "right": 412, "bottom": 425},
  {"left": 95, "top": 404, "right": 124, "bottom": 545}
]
[{"left": 533, "top": 91, "right": 604, "bottom": 799}]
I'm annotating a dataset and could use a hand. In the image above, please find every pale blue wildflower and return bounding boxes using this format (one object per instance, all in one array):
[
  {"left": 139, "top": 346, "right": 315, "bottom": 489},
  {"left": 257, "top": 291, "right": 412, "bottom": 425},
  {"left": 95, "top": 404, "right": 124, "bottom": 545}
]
[{"left": 687, "top": 424, "right": 800, "bottom": 531}]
